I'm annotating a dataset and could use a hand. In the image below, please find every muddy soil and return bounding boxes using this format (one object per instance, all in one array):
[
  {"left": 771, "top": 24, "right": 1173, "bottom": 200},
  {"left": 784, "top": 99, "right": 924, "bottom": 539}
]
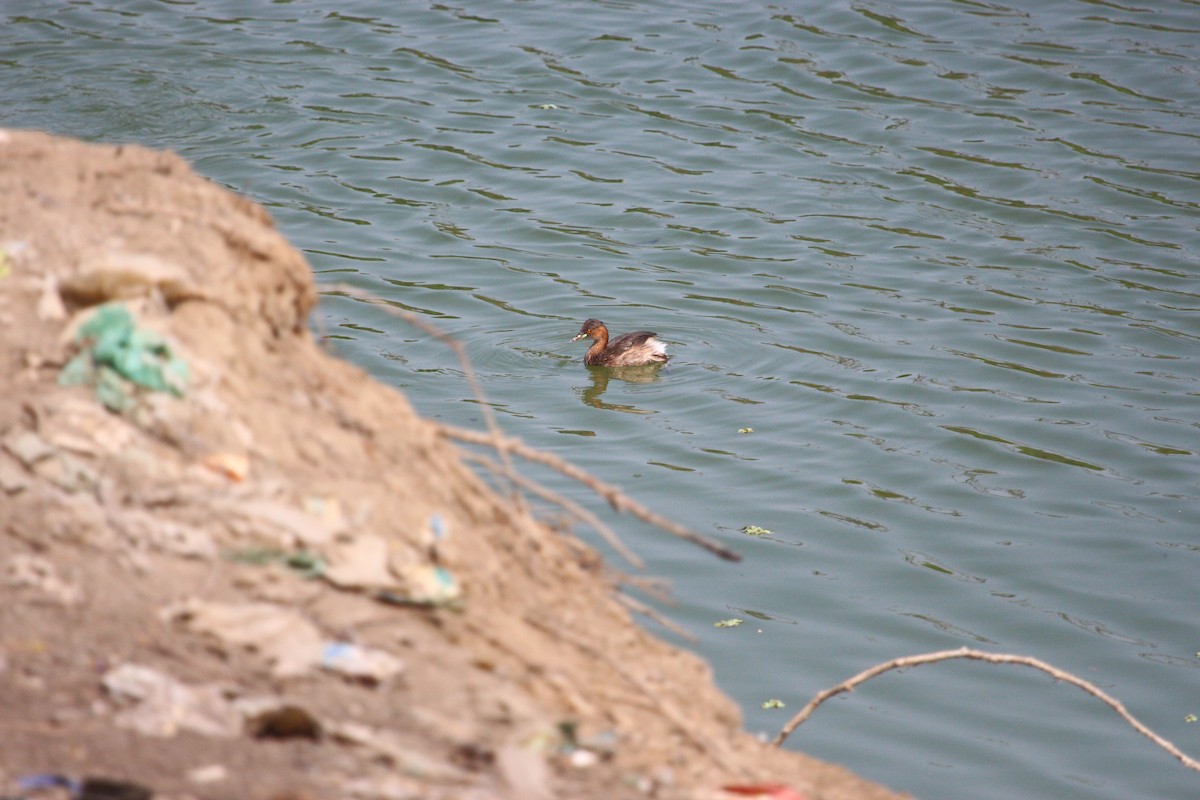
[{"left": 0, "top": 130, "right": 908, "bottom": 800}]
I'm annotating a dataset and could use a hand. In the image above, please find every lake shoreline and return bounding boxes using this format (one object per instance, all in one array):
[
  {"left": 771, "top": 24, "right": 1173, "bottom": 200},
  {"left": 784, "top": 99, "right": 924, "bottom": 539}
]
[{"left": 0, "top": 130, "right": 907, "bottom": 800}]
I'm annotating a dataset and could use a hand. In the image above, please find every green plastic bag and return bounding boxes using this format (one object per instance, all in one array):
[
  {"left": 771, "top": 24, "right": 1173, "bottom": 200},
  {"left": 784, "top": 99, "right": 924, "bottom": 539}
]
[{"left": 59, "top": 303, "right": 188, "bottom": 411}]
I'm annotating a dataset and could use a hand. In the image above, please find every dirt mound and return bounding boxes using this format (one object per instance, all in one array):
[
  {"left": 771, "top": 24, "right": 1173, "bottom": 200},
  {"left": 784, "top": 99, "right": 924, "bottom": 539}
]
[{"left": 0, "top": 130, "right": 906, "bottom": 800}]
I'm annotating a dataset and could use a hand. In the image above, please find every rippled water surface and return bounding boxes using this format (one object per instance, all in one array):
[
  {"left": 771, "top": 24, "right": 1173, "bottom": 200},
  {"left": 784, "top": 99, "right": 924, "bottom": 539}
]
[{"left": 6, "top": 2, "right": 1200, "bottom": 797}]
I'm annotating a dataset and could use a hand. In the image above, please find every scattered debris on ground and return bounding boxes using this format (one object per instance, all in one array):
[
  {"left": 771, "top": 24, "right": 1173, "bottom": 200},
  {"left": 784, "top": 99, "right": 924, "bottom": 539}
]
[{"left": 0, "top": 130, "right": 907, "bottom": 800}]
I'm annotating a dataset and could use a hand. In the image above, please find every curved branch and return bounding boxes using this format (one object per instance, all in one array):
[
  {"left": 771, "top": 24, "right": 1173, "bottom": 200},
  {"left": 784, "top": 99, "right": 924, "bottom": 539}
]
[{"left": 772, "top": 647, "right": 1200, "bottom": 774}]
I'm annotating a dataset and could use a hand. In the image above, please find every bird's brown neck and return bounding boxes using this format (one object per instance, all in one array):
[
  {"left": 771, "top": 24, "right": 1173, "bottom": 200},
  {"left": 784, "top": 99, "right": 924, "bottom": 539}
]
[{"left": 586, "top": 337, "right": 607, "bottom": 363}]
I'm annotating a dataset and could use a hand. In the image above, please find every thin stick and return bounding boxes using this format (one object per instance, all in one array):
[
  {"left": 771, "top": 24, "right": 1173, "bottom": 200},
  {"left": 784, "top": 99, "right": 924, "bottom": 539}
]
[
  {"left": 440, "top": 423, "right": 741, "bottom": 563},
  {"left": 326, "top": 283, "right": 522, "bottom": 503},
  {"left": 772, "top": 647, "right": 1200, "bottom": 773},
  {"left": 613, "top": 572, "right": 676, "bottom": 605},
  {"left": 617, "top": 593, "right": 697, "bottom": 643},
  {"left": 461, "top": 450, "right": 644, "bottom": 569}
]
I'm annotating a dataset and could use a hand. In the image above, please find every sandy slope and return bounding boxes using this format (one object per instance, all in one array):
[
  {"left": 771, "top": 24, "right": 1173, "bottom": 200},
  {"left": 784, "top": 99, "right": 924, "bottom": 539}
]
[{"left": 0, "top": 130, "right": 906, "bottom": 800}]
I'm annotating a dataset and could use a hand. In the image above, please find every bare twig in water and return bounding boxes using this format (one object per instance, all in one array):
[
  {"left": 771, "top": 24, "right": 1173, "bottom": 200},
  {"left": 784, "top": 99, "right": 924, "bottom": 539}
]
[
  {"left": 613, "top": 572, "right": 676, "bottom": 605},
  {"left": 327, "top": 283, "right": 523, "bottom": 503},
  {"left": 440, "top": 423, "right": 741, "bottom": 562},
  {"left": 772, "top": 646, "right": 1200, "bottom": 773},
  {"left": 617, "top": 592, "right": 697, "bottom": 642},
  {"left": 461, "top": 450, "right": 644, "bottom": 569}
]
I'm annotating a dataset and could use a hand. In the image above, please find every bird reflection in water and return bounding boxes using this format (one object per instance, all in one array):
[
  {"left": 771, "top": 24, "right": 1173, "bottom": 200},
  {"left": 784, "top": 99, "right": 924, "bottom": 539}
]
[{"left": 578, "top": 363, "right": 664, "bottom": 413}]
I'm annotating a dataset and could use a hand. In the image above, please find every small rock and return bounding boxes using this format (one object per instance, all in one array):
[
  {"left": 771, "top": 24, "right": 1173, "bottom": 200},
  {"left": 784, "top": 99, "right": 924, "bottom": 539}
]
[
  {"left": 0, "top": 457, "right": 31, "bottom": 493},
  {"left": 32, "top": 451, "right": 99, "bottom": 494},
  {"left": 40, "top": 396, "right": 136, "bottom": 456},
  {"left": 240, "top": 700, "right": 322, "bottom": 740},
  {"left": 37, "top": 273, "right": 66, "bottom": 320},
  {"left": 6, "top": 554, "right": 82, "bottom": 605},
  {"left": 165, "top": 599, "right": 325, "bottom": 678},
  {"left": 325, "top": 534, "right": 399, "bottom": 590},
  {"left": 224, "top": 499, "right": 341, "bottom": 548},
  {"left": 117, "top": 511, "right": 216, "bottom": 560},
  {"left": 51, "top": 706, "right": 90, "bottom": 725},
  {"left": 497, "top": 745, "right": 552, "bottom": 800},
  {"left": 102, "top": 662, "right": 241, "bottom": 738},
  {"left": 186, "top": 764, "right": 228, "bottom": 784},
  {"left": 43, "top": 493, "right": 114, "bottom": 546},
  {"left": 3, "top": 430, "right": 55, "bottom": 467},
  {"left": 328, "top": 722, "right": 464, "bottom": 781},
  {"left": 341, "top": 775, "right": 423, "bottom": 800}
]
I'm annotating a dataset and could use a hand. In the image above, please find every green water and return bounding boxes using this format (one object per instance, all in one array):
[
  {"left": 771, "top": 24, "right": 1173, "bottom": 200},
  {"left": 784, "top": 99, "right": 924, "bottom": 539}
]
[{"left": 6, "top": 2, "right": 1199, "bottom": 796}]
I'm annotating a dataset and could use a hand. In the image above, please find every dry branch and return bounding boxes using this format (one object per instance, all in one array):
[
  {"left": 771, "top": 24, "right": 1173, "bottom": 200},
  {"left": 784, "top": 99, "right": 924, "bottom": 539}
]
[
  {"left": 461, "top": 450, "right": 644, "bottom": 569},
  {"left": 612, "top": 572, "right": 676, "bottom": 605},
  {"left": 327, "top": 283, "right": 523, "bottom": 502},
  {"left": 440, "top": 423, "right": 741, "bottom": 562},
  {"left": 617, "top": 592, "right": 697, "bottom": 642},
  {"left": 772, "top": 646, "right": 1200, "bottom": 774}
]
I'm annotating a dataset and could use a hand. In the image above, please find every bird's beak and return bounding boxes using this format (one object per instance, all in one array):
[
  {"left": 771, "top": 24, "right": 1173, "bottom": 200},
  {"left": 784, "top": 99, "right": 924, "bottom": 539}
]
[{"left": 571, "top": 333, "right": 586, "bottom": 342}]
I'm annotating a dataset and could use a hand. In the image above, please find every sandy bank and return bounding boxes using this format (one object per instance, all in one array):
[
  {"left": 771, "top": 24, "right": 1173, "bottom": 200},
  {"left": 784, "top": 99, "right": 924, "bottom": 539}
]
[{"left": 0, "top": 130, "right": 906, "bottom": 800}]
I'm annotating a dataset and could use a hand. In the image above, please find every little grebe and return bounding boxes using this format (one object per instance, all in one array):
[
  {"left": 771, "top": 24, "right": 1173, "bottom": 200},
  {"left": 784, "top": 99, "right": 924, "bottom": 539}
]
[{"left": 571, "top": 319, "right": 669, "bottom": 367}]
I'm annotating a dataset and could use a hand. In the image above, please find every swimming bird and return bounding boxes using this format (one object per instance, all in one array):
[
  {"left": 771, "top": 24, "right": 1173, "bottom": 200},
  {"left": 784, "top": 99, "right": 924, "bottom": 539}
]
[{"left": 571, "top": 318, "right": 669, "bottom": 367}]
